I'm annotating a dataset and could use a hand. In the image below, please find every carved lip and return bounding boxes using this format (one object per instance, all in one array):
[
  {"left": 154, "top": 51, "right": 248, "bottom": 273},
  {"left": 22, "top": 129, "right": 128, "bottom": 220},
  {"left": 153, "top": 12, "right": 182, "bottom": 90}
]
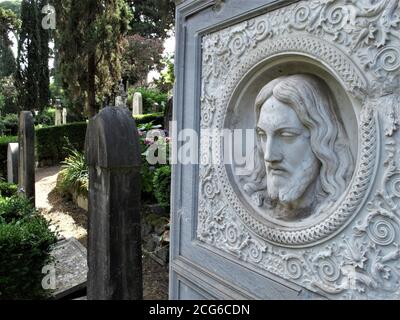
[{"left": 267, "top": 165, "right": 287, "bottom": 176}]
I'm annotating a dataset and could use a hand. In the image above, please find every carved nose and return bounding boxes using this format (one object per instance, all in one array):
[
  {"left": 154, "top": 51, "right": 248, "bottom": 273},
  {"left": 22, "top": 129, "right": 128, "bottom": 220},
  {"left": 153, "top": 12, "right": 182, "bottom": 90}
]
[{"left": 264, "top": 137, "right": 282, "bottom": 163}]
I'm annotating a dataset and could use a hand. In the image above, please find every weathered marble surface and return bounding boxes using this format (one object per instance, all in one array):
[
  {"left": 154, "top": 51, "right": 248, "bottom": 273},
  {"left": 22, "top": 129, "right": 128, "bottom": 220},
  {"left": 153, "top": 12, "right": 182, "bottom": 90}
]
[
  {"left": 7, "top": 143, "right": 18, "bottom": 184},
  {"left": 171, "top": 0, "right": 400, "bottom": 300},
  {"left": 132, "top": 92, "right": 143, "bottom": 115}
]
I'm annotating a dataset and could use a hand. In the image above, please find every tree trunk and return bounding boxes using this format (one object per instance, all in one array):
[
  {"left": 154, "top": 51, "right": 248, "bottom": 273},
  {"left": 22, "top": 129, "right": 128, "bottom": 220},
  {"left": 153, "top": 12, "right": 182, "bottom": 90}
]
[{"left": 88, "top": 52, "right": 97, "bottom": 118}]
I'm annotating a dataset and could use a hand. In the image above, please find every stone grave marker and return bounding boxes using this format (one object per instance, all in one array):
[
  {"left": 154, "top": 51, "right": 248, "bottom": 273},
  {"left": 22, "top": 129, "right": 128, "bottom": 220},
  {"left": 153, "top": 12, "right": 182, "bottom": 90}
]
[
  {"left": 18, "top": 111, "right": 35, "bottom": 203},
  {"left": 62, "top": 108, "right": 68, "bottom": 125},
  {"left": 55, "top": 107, "right": 62, "bottom": 126},
  {"left": 50, "top": 238, "right": 88, "bottom": 299},
  {"left": 7, "top": 143, "right": 19, "bottom": 184},
  {"left": 85, "top": 106, "right": 142, "bottom": 300},
  {"left": 132, "top": 92, "right": 143, "bottom": 115},
  {"left": 171, "top": 0, "right": 400, "bottom": 300}
]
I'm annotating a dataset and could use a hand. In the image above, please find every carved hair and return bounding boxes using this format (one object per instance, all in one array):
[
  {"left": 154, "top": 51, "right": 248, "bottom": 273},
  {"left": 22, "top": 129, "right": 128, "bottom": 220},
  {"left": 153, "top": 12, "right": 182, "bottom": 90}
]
[{"left": 243, "top": 74, "right": 354, "bottom": 211}]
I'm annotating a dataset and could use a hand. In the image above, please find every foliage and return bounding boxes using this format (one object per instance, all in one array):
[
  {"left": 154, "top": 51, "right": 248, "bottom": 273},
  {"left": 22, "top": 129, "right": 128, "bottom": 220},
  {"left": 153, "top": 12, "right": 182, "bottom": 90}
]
[
  {"left": 16, "top": 0, "right": 50, "bottom": 112},
  {"left": 0, "top": 1, "right": 22, "bottom": 18},
  {"left": 0, "top": 6, "right": 21, "bottom": 46},
  {"left": 0, "top": 39, "right": 16, "bottom": 78},
  {"left": 0, "top": 196, "right": 57, "bottom": 300},
  {"left": 35, "top": 122, "right": 87, "bottom": 165},
  {"left": 0, "top": 195, "right": 35, "bottom": 224},
  {"left": 0, "top": 181, "right": 17, "bottom": 198},
  {"left": 53, "top": 0, "right": 132, "bottom": 117},
  {"left": 0, "top": 135, "right": 17, "bottom": 179},
  {"left": 58, "top": 149, "right": 88, "bottom": 197},
  {"left": 0, "top": 76, "right": 19, "bottom": 115},
  {"left": 134, "top": 112, "right": 164, "bottom": 126},
  {"left": 0, "top": 91, "right": 4, "bottom": 113},
  {"left": 129, "top": 87, "right": 168, "bottom": 114},
  {"left": 34, "top": 114, "right": 163, "bottom": 166},
  {"left": 126, "top": 0, "right": 175, "bottom": 40},
  {"left": 153, "top": 165, "right": 171, "bottom": 209},
  {"left": 0, "top": 113, "right": 18, "bottom": 135},
  {"left": 155, "top": 54, "right": 175, "bottom": 94},
  {"left": 35, "top": 107, "right": 55, "bottom": 127},
  {"left": 121, "top": 34, "right": 164, "bottom": 86},
  {"left": 138, "top": 124, "right": 171, "bottom": 203}
]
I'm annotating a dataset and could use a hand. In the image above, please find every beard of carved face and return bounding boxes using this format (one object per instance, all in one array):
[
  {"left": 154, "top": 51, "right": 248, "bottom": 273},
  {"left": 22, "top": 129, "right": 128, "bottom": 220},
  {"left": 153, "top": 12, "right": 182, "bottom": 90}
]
[{"left": 266, "top": 157, "right": 321, "bottom": 209}]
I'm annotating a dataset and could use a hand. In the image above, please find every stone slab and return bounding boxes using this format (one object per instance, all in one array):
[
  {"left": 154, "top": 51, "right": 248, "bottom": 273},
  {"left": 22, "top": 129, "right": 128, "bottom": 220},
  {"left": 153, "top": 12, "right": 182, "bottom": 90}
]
[{"left": 51, "top": 238, "right": 87, "bottom": 297}]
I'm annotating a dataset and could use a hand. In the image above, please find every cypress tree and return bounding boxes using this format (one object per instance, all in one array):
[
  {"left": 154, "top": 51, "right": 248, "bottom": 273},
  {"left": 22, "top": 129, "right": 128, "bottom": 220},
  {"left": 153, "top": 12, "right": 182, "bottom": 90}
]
[
  {"left": 16, "top": 0, "right": 50, "bottom": 112},
  {"left": 38, "top": 0, "right": 50, "bottom": 110},
  {"left": 54, "top": 0, "right": 131, "bottom": 118},
  {"left": 0, "top": 40, "right": 16, "bottom": 78}
]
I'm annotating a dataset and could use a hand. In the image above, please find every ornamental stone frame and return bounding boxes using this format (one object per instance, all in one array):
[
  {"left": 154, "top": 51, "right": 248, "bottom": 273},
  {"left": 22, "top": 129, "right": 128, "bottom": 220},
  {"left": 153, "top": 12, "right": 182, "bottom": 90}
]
[{"left": 170, "top": 0, "right": 400, "bottom": 300}]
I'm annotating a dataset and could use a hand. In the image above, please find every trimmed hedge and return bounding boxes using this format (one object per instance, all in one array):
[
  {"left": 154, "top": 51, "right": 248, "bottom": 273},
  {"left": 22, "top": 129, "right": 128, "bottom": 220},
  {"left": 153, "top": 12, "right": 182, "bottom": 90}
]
[
  {"left": 134, "top": 113, "right": 164, "bottom": 127},
  {"left": 0, "top": 136, "right": 17, "bottom": 179},
  {"left": 35, "top": 113, "right": 164, "bottom": 166},
  {"left": 36, "top": 122, "right": 87, "bottom": 166},
  {"left": 0, "top": 112, "right": 165, "bottom": 170}
]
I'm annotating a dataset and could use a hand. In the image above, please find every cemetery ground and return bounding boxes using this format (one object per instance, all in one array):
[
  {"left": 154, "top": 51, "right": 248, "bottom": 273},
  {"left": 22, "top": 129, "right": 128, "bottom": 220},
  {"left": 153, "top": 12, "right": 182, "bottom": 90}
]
[{"left": 35, "top": 165, "right": 169, "bottom": 300}]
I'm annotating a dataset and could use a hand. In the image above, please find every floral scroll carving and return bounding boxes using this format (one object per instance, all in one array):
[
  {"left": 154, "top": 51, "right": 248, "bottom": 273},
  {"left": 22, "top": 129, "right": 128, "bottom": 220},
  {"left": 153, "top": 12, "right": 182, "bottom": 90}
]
[{"left": 197, "top": 0, "right": 400, "bottom": 299}]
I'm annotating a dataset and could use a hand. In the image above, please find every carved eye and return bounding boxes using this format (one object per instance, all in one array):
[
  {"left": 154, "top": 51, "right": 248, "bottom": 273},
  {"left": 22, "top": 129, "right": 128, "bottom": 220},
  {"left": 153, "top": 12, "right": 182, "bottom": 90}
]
[
  {"left": 256, "top": 128, "right": 267, "bottom": 137},
  {"left": 279, "top": 131, "right": 298, "bottom": 138}
]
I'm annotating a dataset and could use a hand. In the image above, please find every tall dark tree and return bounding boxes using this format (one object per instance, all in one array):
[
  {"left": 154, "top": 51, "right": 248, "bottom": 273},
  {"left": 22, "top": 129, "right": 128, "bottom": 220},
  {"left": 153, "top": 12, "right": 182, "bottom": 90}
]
[
  {"left": 121, "top": 0, "right": 175, "bottom": 86},
  {"left": 126, "top": 0, "right": 175, "bottom": 39},
  {"left": 38, "top": 0, "right": 50, "bottom": 110},
  {"left": 54, "top": 0, "right": 132, "bottom": 118},
  {"left": 0, "top": 40, "right": 16, "bottom": 78},
  {"left": 122, "top": 34, "right": 164, "bottom": 86},
  {"left": 16, "top": 0, "right": 50, "bottom": 112},
  {"left": 16, "top": 0, "right": 40, "bottom": 111}
]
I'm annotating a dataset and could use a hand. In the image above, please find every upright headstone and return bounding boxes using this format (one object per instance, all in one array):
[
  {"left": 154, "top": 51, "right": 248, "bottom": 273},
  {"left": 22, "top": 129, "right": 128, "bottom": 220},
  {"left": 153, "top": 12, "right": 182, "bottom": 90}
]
[
  {"left": 55, "top": 107, "right": 62, "bottom": 126},
  {"left": 7, "top": 143, "right": 19, "bottom": 184},
  {"left": 132, "top": 92, "right": 143, "bottom": 115},
  {"left": 62, "top": 108, "right": 68, "bottom": 125},
  {"left": 18, "top": 111, "right": 35, "bottom": 203},
  {"left": 85, "top": 106, "right": 142, "bottom": 300}
]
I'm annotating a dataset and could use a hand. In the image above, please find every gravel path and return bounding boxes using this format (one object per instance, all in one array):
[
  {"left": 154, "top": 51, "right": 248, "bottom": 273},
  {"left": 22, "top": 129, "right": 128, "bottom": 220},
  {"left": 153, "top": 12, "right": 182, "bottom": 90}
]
[{"left": 35, "top": 166, "right": 169, "bottom": 300}]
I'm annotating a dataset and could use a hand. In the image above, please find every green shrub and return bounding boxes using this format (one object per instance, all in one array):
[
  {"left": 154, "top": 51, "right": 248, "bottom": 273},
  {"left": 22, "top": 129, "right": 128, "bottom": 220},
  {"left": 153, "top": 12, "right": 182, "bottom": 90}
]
[
  {"left": 0, "top": 214, "right": 57, "bottom": 300},
  {"left": 0, "top": 113, "right": 18, "bottom": 136},
  {"left": 0, "top": 93, "right": 5, "bottom": 114},
  {"left": 0, "top": 196, "right": 35, "bottom": 224},
  {"left": 129, "top": 87, "right": 168, "bottom": 113},
  {"left": 58, "top": 149, "right": 88, "bottom": 197},
  {"left": 35, "top": 122, "right": 87, "bottom": 166},
  {"left": 153, "top": 165, "right": 171, "bottom": 209},
  {"left": 0, "top": 135, "right": 17, "bottom": 179},
  {"left": 0, "top": 181, "right": 17, "bottom": 198},
  {"left": 35, "top": 108, "right": 55, "bottom": 127},
  {"left": 35, "top": 115, "right": 163, "bottom": 166},
  {"left": 134, "top": 113, "right": 164, "bottom": 127}
]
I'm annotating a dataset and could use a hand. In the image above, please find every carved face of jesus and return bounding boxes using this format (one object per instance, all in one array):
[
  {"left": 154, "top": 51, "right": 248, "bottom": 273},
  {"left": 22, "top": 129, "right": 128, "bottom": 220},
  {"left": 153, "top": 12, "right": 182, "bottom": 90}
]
[{"left": 257, "top": 96, "right": 321, "bottom": 217}]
